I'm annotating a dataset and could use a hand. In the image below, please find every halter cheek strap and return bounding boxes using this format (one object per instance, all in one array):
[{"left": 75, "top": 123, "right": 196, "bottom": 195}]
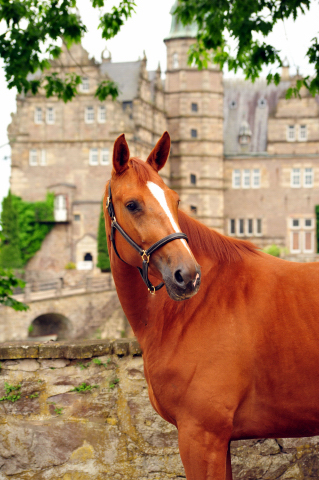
[{"left": 106, "top": 182, "right": 189, "bottom": 294}]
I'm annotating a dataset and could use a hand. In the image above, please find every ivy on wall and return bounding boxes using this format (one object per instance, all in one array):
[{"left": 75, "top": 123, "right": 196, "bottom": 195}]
[
  {"left": 0, "top": 192, "right": 55, "bottom": 268},
  {"left": 97, "top": 201, "right": 110, "bottom": 272}
]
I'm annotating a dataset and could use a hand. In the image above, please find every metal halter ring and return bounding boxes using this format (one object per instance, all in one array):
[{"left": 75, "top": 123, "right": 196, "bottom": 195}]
[
  {"left": 141, "top": 251, "right": 150, "bottom": 263},
  {"left": 148, "top": 286, "right": 156, "bottom": 295}
]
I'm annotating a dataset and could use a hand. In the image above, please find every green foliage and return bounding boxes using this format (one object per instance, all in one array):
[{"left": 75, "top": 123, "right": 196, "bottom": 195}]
[
  {"left": 0, "top": 382, "right": 21, "bottom": 402},
  {"left": 65, "top": 262, "right": 76, "bottom": 270},
  {"left": 109, "top": 378, "right": 119, "bottom": 390},
  {"left": 71, "top": 383, "right": 99, "bottom": 392},
  {"left": 0, "top": 192, "right": 54, "bottom": 268},
  {"left": 316, "top": 205, "right": 319, "bottom": 254},
  {"left": 0, "top": 267, "right": 28, "bottom": 311},
  {"left": 0, "top": 191, "right": 22, "bottom": 268},
  {"left": 97, "top": 201, "right": 110, "bottom": 272},
  {"left": 29, "top": 392, "right": 39, "bottom": 399},
  {"left": 93, "top": 357, "right": 111, "bottom": 368},
  {"left": 77, "top": 361, "right": 91, "bottom": 370},
  {"left": 0, "top": 0, "right": 135, "bottom": 102},
  {"left": 263, "top": 244, "right": 281, "bottom": 257},
  {"left": 54, "top": 406, "right": 63, "bottom": 415},
  {"left": 175, "top": 0, "right": 319, "bottom": 97}
]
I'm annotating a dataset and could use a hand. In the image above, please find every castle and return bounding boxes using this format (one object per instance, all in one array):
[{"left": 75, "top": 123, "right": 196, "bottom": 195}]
[{"left": 8, "top": 4, "right": 319, "bottom": 278}]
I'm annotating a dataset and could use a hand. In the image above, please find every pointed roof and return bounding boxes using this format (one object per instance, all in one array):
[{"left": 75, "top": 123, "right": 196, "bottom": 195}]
[{"left": 166, "top": 1, "right": 197, "bottom": 40}]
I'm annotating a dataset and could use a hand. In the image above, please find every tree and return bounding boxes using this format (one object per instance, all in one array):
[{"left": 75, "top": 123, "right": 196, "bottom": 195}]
[
  {"left": 0, "top": 191, "right": 22, "bottom": 269},
  {"left": 97, "top": 202, "right": 110, "bottom": 272},
  {"left": 0, "top": 267, "right": 29, "bottom": 311},
  {"left": 174, "top": 0, "right": 318, "bottom": 98},
  {"left": 0, "top": 0, "right": 136, "bottom": 102}
]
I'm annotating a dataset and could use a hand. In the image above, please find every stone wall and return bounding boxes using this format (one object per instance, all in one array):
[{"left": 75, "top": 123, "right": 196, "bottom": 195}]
[{"left": 0, "top": 339, "right": 318, "bottom": 480}]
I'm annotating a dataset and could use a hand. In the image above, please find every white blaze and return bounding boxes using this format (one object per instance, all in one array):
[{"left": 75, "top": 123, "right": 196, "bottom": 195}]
[{"left": 146, "top": 181, "right": 194, "bottom": 257}]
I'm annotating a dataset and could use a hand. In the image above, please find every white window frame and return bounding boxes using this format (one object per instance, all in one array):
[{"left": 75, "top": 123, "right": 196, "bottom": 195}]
[
  {"left": 34, "top": 107, "right": 43, "bottom": 124},
  {"left": 291, "top": 168, "right": 301, "bottom": 188},
  {"left": 29, "top": 149, "right": 37, "bottom": 166},
  {"left": 232, "top": 169, "right": 241, "bottom": 188},
  {"left": 98, "top": 105, "right": 106, "bottom": 123},
  {"left": 85, "top": 106, "right": 94, "bottom": 124},
  {"left": 242, "top": 169, "right": 251, "bottom": 189},
  {"left": 304, "top": 167, "right": 313, "bottom": 188},
  {"left": 287, "top": 125, "right": 295, "bottom": 142},
  {"left": 238, "top": 219, "right": 245, "bottom": 236},
  {"left": 229, "top": 219, "right": 236, "bottom": 236},
  {"left": 299, "top": 125, "right": 307, "bottom": 141},
  {"left": 255, "top": 218, "right": 262, "bottom": 236},
  {"left": 81, "top": 77, "right": 90, "bottom": 92},
  {"left": 100, "top": 148, "right": 110, "bottom": 165},
  {"left": 46, "top": 107, "right": 55, "bottom": 124},
  {"left": 252, "top": 168, "right": 260, "bottom": 188},
  {"left": 40, "top": 149, "right": 46, "bottom": 166},
  {"left": 89, "top": 148, "right": 99, "bottom": 166},
  {"left": 172, "top": 52, "right": 179, "bottom": 69},
  {"left": 247, "top": 219, "right": 253, "bottom": 236}
]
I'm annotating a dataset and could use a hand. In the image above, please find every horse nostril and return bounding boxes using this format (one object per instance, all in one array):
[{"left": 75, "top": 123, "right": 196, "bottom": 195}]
[{"left": 175, "top": 270, "right": 184, "bottom": 285}]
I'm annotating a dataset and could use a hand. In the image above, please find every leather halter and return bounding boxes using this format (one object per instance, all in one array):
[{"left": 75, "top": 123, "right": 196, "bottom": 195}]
[{"left": 106, "top": 182, "right": 188, "bottom": 294}]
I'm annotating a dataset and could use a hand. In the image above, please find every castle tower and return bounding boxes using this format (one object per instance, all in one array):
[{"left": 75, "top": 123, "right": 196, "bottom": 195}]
[{"left": 164, "top": 1, "right": 224, "bottom": 230}]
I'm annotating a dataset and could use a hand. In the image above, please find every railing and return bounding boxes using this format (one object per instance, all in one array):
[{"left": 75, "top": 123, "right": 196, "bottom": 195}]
[{"left": 12, "top": 273, "right": 115, "bottom": 303}]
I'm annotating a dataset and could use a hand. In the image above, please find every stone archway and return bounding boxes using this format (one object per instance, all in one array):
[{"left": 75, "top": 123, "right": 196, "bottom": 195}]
[{"left": 28, "top": 313, "right": 73, "bottom": 341}]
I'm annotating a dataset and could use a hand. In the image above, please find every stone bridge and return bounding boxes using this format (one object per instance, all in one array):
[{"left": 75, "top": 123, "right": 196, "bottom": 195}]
[{"left": 0, "top": 274, "right": 126, "bottom": 343}]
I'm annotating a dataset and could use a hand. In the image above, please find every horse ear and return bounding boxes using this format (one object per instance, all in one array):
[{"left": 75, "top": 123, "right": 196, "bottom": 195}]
[
  {"left": 112, "top": 134, "right": 130, "bottom": 174},
  {"left": 146, "top": 131, "right": 171, "bottom": 172}
]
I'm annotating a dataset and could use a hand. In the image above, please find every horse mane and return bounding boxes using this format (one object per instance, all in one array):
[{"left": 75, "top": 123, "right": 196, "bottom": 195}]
[{"left": 178, "top": 209, "right": 260, "bottom": 263}]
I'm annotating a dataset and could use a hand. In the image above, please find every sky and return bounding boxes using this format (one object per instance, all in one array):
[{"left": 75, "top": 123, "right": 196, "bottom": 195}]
[{"left": 1, "top": 0, "right": 319, "bottom": 208}]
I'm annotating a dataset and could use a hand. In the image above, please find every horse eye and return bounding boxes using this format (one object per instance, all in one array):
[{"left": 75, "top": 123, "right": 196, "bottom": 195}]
[{"left": 126, "top": 201, "right": 138, "bottom": 212}]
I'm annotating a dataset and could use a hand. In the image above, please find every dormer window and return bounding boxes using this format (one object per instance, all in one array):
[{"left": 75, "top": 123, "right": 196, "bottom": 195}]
[{"left": 172, "top": 52, "right": 179, "bottom": 69}]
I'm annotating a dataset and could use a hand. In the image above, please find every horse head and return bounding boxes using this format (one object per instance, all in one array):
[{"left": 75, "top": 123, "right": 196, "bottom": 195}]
[{"left": 105, "top": 131, "right": 201, "bottom": 301}]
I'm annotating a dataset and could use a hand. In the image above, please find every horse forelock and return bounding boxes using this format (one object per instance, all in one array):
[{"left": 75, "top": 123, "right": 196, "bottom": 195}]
[
  {"left": 178, "top": 210, "right": 260, "bottom": 263},
  {"left": 112, "top": 157, "right": 155, "bottom": 184}
]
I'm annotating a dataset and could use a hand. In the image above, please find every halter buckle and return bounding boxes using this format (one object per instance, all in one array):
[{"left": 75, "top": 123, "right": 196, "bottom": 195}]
[
  {"left": 148, "top": 286, "right": 156, "bottom": 295},
  {"left": 141, "top": 251, "right": 150, "bottom": 263},
  {"left": 112, "top": 217, "right": 117, "bottom": 225},
  {"left": 106, "top": 197, "right": 110, "bottom": 208}
]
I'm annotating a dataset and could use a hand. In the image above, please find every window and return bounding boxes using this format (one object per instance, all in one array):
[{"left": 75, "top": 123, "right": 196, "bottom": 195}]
[
  {"left": 229, "top": 100, "right": 237, "bottom": 109},
  {"left": 304, "top": 168, "right": 313, "bottom": 187},
  {"left": 191, "top": 129, "right": 197, "bottom": 138},
  {"left": 299, "top": 125, "right": 307, "bottom": 141},
  {"left": 191, "top": 103, "right": 198, "bottom": 112},
  {"left": 290, "top": 217, "right": 314, "bottom": 254},
  {"left": 291, "top": 168, "right": 301, "bottom": 187},
  {"left": 258, "top": 97, "right": 267, "bottom": 108},
  {"left": 238, "top": 219, "right": 244, "bottom": 236},
  {"left": 242, "top": 169, "right": 250, "bottom": 188},
  {"left": 287, "top": 125, "right": 295, "bottom": 142},
  {"left": 46, "top": 107, "right": 54, "bottom": 124},
  {"left": 247, "top": 219, "right": 253, "bottom": 236},
  {"left": 74, "top": 214, "right": 81, "bottom": 221},
  {"left": 81, "top": 77, "right": 89, "bottom": 91},
  {"left": 172, "top": 52, "right": 179, "bottom": 69},
  {"left": 229, "top": 219, "right": 236, "bottom": 235},
  {"left": 252, "top": 169, "right": 260, "bottom": 188},
  {"left": 256, "top": 219, "right": 262, "bottom": 235},
  {"left": 54, "top": 195, "right": 67, "bottom": 222},
  {"left": 40, "top": 149, "right": 46, "bottom": 166},
  {"left": 29, "top": 149, "right": 37, "bottom": 166},
  {"left": 89, "top": 148, "right": 99, "bottom": 165},
  {"left": 190, "top": 205, "right": 197, "bottom": 214},
  {"left": 98, "top": 106, "right": 106, "bottom": 123},
  {"left": 85, "top": 106, "right": 94, "bottom": 124},
  {"left": 232, "top": 169, "right": 241, "bottom": 188},
  {"left": 101, "top": 148, "right": 110, "bottom": 165},
  {"left": 190, "top": 174, "right": 196, "bottom": 185},
  {"left": 34, "top": 108, "right": 43, "bottom": 124}
]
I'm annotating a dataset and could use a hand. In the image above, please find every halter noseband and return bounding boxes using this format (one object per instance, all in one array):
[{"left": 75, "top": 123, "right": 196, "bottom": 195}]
[{"left": 106, "top": 182, "right": 188, "bottom": 294}]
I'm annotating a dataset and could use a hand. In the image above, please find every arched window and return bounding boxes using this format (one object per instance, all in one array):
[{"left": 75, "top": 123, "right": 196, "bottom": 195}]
[
  {"left": 172, "top": 52, "right": 179, "bottom": 69},
  {"left": 84, "top": 252, "right": 93, "bottom": 261}
]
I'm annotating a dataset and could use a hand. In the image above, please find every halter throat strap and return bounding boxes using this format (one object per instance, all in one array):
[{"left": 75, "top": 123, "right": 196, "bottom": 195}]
[{"left": 106, "top": 182, "right": 188, "bottom": 294}]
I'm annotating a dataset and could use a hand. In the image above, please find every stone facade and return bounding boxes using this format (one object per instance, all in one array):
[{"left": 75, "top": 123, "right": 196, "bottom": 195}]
[
  {"left": 0, "top": 339, "right": 318, "bottom": 480},
  {"left": 7, "top": 3, "right": 319, "bottom": 274}
]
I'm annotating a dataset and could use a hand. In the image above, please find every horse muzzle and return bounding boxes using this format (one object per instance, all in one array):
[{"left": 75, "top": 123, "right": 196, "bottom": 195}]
[{"left": 162, "top": 263, "right": 201, "bottom": 301}]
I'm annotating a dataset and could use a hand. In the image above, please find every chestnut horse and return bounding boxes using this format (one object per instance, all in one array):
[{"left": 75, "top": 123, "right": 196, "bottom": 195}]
[{"left": 104, "top": 131, "right": 319, "bottom": 480}]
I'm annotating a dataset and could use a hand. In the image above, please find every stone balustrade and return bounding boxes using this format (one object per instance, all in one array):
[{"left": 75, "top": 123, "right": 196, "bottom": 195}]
[{"left": 0, "top": 339, "right": 318, "bottom": 479}]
